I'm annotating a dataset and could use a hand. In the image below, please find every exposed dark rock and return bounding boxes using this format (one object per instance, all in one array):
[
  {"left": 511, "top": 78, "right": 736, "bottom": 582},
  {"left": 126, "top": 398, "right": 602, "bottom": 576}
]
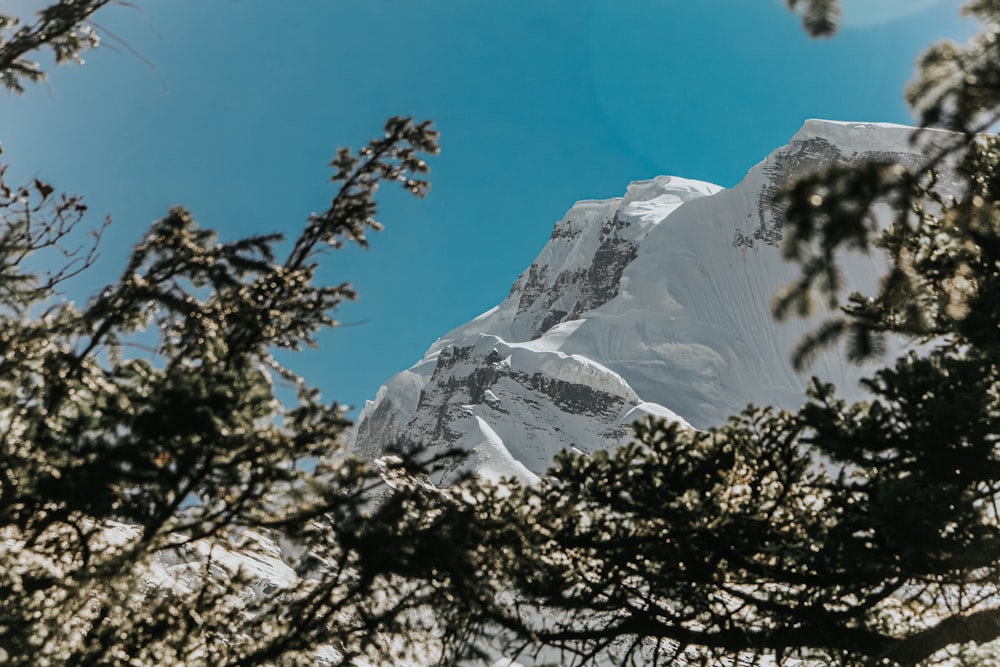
[
  {"left": 352, "top": 395, "right": 404, "bottom": 459},
  {"left": 517, "top": 214, "right": 639, "bottom": 337},
  {"left": 736, "top": 137, "right": 922, "bottom": 248},
  {"left": 756, "top": 137, "right": 846, "bottom": 246},
  {"left": 378, "top": 341, "right": 633, "bottom": 459},
  {"left": 523, "top": 373, "right": 625, "bottom": 422}
]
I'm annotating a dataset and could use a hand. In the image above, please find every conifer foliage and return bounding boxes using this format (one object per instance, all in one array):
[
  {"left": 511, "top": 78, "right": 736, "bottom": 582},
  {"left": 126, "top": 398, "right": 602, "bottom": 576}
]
[
  {"left": 0, "top": 3, "right": 479, "bottom": 665},
  {"left": 786, "top": 0, "right": 841, "bottom": 37},
  {"left": 7, "top": 1, "right": 1000, "bottom": 666},
  {"left": 461, "top": 2, "right": 1000, "bottom": 665},
  {"left": 0, "top": 0, "right": 108, "bottom": 93}
]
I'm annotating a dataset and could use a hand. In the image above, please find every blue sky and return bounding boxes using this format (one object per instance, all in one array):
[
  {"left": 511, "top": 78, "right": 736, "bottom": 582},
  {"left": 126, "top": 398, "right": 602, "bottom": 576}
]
[{"left": 1, "top": 0, "right": 974, "bottom": 415}]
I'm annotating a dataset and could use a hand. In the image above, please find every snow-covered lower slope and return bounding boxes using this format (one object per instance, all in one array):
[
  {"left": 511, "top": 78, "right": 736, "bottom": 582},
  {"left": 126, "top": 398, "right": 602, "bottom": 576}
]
[{"left": 352, "top": 120, "right": 946, "bottom": 481}]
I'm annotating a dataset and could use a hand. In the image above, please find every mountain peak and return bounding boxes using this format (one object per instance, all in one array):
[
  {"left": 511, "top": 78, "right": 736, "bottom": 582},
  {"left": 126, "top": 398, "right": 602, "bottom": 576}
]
[
  {"left": 352, "top": 122, "right": 935, "bottom": 481},
  {"left": 793, "top": 118, "right": 915, "bottom": 143}
]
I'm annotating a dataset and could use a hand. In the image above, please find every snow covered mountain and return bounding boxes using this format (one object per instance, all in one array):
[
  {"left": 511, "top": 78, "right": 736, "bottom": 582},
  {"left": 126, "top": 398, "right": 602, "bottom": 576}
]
[{"left": 352, "top": 120, "right": 944, "bottom": 483}]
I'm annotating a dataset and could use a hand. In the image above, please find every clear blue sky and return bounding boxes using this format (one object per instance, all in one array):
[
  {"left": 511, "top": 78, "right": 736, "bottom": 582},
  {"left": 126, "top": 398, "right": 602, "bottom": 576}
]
[{"left": 1, "top": 0, "right": 974, "bottom": 415}]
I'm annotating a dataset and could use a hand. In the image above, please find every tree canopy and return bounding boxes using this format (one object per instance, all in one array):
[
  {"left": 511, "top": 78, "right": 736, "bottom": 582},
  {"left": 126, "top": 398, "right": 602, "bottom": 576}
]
[
  {"left": 0, "top": 3, "right": 491, "bottom": 665},
  {"left": 450, "top": 1, "right": 1000, "bottom": 665},
  {"left": 5, "top": 1, "right": 1000, "bottom": 666}
]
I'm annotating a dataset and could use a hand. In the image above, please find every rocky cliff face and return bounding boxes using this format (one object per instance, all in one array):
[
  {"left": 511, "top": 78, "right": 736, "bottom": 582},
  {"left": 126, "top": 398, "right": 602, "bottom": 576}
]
[{"left": 352, "top": 120, "right": 946, "bottom": 482}]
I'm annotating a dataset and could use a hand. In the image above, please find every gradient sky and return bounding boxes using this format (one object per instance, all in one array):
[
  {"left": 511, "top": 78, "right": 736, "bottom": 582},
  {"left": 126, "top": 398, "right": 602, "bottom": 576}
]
[{"left": 0, "top": 0, "right": 975, "bottom": 415}]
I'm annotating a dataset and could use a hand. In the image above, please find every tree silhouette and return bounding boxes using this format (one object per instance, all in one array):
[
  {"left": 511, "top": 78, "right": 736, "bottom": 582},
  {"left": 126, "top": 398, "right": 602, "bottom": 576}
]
[{"left": 461, "top": 2, "right": 1000, "bottom": 665}]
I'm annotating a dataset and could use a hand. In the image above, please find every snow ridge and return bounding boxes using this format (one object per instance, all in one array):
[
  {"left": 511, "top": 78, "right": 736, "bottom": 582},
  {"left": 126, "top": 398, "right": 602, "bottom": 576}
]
[{"left": 352, "top": 120, "right": 930, "bottom": 481}]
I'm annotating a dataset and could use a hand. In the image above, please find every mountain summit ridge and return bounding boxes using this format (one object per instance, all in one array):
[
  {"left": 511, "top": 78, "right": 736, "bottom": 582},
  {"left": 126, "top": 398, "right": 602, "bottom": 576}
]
[{"left": 352, "top": 119, "right": 934, "bottom": 482}]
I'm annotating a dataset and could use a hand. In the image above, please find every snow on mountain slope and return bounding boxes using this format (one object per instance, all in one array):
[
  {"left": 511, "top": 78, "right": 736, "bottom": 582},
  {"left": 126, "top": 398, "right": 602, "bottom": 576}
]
[{"left": 352, "top": 120, "right": 949, "bottom": 480}]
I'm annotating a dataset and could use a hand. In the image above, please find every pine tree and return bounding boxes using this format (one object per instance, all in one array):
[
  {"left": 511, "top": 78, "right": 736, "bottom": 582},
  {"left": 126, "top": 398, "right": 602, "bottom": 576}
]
[
  {"left": 459, "top": 2, "right": 1000, "bottom": 665},
  {"left": 0, "top": 3, "right": 484, "bottom": 665},
  {"left": 786, "top": 0, "right": 841, "bottom": 37}
]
